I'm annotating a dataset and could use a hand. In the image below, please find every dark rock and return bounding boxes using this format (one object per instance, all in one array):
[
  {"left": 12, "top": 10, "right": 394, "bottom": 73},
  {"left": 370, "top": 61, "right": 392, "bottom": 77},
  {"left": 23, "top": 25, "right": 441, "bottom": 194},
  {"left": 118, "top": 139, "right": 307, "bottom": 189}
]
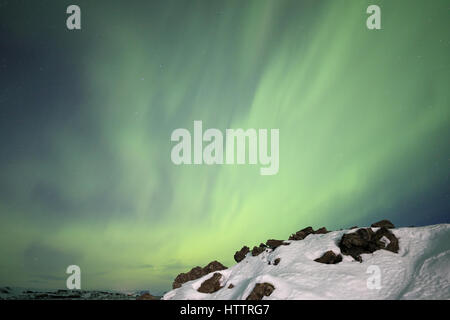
[
  {"left": 289, "top": 226, "right": 314, "bottom": 240},
  {"left": 172, "top": 260, "right": 227, "bottom": 289},
  {"left": 350, "top": 226, "right": 358, "bottom": 229},
  {"left": 313, "top": 227, "right": 329, "bottom": 234},
  {"left": 137, "top": 293, "right": 158, "bottom": 300},
  {"left": 273, "top": 258, "right": 281, "bottom": 265},
  {"left": 197, "top": 273, "right": 223, "bottom": 294},
  {"left": 314, "top": 250, "right": 343, "bottom": 264},
  {"left": 246, "top": 283, "right": 275, "bottom": 300},
  {"left": 251, "top": 245, "right": 265, "bottom": 256},
  {"left": 371, "top": 219, "right": 395, "bottom": 229},
  {"left": 339, "top": 227, "right": 399, "bottom": 262},
  {"left": 234, "top": 246, "right": 250, "bottom": 263},
  {"left": 203, "top": 261, "right": 227, "bottom": 274},
  {"left": 265, "top": 239, "right": 289, "bottom": 249},
  {"left": 228, "top": 284, "right": 234, "bottom": 289}
]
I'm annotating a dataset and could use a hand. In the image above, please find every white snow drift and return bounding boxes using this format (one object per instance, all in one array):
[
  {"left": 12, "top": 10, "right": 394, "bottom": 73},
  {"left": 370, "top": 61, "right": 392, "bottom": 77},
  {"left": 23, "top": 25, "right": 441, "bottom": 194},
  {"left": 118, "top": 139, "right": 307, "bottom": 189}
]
[{"left": 163, "top": 224, "right": 450, "bottom": 300}]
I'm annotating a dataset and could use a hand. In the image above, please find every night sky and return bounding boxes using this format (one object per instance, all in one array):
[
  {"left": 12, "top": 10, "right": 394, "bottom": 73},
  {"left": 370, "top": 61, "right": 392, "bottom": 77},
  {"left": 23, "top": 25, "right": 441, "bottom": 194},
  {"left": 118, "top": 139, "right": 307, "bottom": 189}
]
[{"left": 0, "top": 0, "right": 449, "bottom": 294}]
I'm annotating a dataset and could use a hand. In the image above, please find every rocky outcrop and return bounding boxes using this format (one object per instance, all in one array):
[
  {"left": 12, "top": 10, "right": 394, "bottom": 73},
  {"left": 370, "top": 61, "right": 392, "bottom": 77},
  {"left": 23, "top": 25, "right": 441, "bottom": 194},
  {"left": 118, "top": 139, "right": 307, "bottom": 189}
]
[
  {"left": 172, "top": 261, "right": 227, "bottom": 289},
  {"left": 246, "top": 283, "right": 275, "bottom": 300},
  {"left": 339, "top": 227, "right": 399, "bottom": 262},
  {"left": 314, "top": 250, "right": 342, "bottom": 264},
  {"left": 197, "top": 273, "right": 223, "bottom": 294},
  {"left": 371, "top": 220, "right": 395, "bottom": 229},
  {"left": 234, "top": 246, "right": 250, "bottom": 262}
]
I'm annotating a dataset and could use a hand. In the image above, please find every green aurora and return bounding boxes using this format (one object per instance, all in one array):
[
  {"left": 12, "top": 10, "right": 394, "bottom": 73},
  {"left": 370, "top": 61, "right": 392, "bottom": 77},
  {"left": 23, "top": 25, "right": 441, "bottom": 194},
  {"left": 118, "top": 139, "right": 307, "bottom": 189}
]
[{"left": 0, "top": 0, "right": 449, "bottom": 294}]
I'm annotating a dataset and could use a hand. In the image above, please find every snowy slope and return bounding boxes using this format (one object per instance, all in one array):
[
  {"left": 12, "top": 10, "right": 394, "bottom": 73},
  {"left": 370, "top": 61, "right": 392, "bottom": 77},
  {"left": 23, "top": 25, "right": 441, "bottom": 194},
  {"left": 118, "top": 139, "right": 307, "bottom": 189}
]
[{"left": 163, "top": 224, "right": 450, "bottom": 300}]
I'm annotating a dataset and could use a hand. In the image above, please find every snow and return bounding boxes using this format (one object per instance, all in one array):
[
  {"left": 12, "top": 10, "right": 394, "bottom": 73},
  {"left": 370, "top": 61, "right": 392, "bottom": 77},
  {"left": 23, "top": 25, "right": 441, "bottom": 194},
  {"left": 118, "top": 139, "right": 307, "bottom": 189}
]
[{"left": 163, "top": 224, "right": 450, "bottom": 300}]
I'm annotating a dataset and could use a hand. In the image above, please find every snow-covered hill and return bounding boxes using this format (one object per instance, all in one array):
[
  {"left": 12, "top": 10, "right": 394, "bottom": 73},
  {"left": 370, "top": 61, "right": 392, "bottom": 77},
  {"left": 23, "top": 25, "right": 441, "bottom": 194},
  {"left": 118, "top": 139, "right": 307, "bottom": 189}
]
[{"left": 163, "top": 224, "right": 450, "bottom": 300}]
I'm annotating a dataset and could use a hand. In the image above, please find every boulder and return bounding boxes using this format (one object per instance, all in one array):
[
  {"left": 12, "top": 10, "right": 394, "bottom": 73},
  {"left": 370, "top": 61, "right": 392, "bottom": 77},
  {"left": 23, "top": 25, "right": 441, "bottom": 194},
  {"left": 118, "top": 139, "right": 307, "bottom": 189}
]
[
  {"left": 273, "top": 258, "right": 281, "bottom": 266},
  {"left": 246, "top": 283, "right": 275, "bottom": 300},
  {"left": 203, "top": 261, "right": 227, "bottom": 274},
  {"left": 313, "top": 227, "right": 329, "bottom": 234},
  {"left": 371, "top": 219, "right": 395, "bottom": 229},
  {"left": 265, "top": 239, "right": 289, "bottom": 249},
  {"left": 338, "top": 227, "right": 399, "bottom": 262},
  {"left": 234, "top": 246, "right": 250, "bottom": 263},
  {"left": 172, "top": 260, "right": 227, "bottom": 289},
  {"left": 197, "top": 273, "right": 223, "bottom": 294},
  {"left": 228, "top": 284, "right": 234, "bottom": 289},
  {"left": 289, "top": 226, "right": 314, "bottom": 240},
  {"left": 314, "top": 250, "right": 342, "bottom": 264},
  {"left": 251, "top": 245, "right": 265, "bottom": 256}
]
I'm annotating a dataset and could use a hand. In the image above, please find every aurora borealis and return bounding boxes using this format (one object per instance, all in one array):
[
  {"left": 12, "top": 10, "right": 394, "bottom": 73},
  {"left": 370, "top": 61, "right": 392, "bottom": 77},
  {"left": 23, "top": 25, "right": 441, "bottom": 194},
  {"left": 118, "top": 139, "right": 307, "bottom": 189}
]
[{"left": 0, "top": 0, "right": 449, "bottom": 294}]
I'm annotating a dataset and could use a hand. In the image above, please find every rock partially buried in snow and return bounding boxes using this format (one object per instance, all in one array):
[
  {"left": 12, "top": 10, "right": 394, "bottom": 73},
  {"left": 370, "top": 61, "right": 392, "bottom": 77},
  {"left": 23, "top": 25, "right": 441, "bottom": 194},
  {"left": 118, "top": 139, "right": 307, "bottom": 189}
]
[
  {"left": 339, "top": 227, "right": 399, "bottom": 262},
  {"left": 314, "top": 250, "right": 343, "bottom": 264},
  {"left": 234, "top": 246, "right": 250, "bottom": 263},
  {"left": 273, "top": 258, "right": 281, "bottom": 265},
  {"left": 197, "top": 273, "right": 223, "bottom": 294},
  {"left": 371, "top": 219, "right": 395, "bottom": 229},
  {"left": 246, "top": 283, "right": 275, "bottom": 300},
  {"left": 172, "top": 261, "right": 227, "bottom": 289},
  {"left": 265, "top": 239, "right": 289, "bottom": 249}
]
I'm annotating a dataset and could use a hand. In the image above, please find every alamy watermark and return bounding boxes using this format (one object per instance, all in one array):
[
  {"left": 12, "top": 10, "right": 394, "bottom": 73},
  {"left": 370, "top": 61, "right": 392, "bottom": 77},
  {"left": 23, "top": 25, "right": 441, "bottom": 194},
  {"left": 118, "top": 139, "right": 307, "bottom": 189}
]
[
  {"left": 366, "top": 265, "right": 382, "bottom": 290},
  {"left": 66, "top": 5, "right": 81, "bottom": 30},
  {"left": 65, "top": 4, "right": 381, "bottom": 31},
  {"left": 171, "top": 121, "right": 279, "bottom": 175},
  {"left": 66, "top": 265, "right": 81, "bottom": 290}
]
